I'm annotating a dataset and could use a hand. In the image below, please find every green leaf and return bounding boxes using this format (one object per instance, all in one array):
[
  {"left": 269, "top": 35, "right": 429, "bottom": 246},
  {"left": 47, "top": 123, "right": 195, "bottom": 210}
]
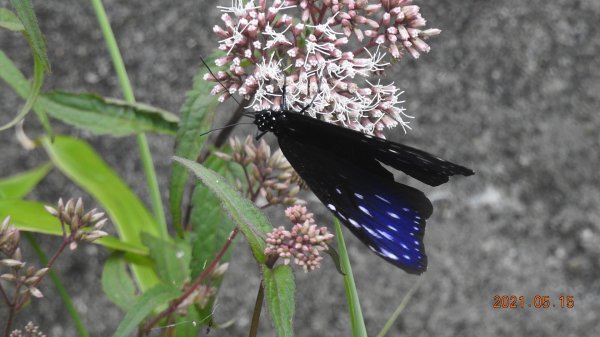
[
  {"left": 42, "top": 135, "right": 161, "bottom": 290},
  {"left": 175, "top": 305, "right": 203, "bottom": 337},
  {"left": 0, "top": 51, "right": 52, "bottom": 136},
  {"left": 112, "top": 283, "right": 181, "bottom": 337},
  {"left": 0, "top": 49, "right": 31, "bottom": 97},
  {"left": 2, "top": 0, "right": 51, "bottom": 134},
  {"left": 169, "top": 53, "right": 223, "bottom": 229},
  {"left": 188, "top": 156, "right": 238, "bottom": 326},
  {"left": 42, "top": 91, "right": 179, "bottom": 136},
  {"left": 102, "top": 253, "right": 138, "bottom": 312},
  {"left": 335, "top": 219, "right": 367, "bottom": 337},
  {"left": 0, "top": 8, "right": 24, "bottom": 31},
  {"left": 173, "top": 157, "right": 272, "bottom": 263},
  {"left": 0, "top": 199, "right": 148, "bottom": 255},
  {"left": 9, "top": 0, "right": 49, "bottom": 71},
  {"left": 263, "top": 265, "right": 295, "bottom": 337},
  {"left": 141, "top": 233, "right": 191, "bottom": 288},
  {"left": 189, "top": 155, "right": 237, "bottom": 277},
  {"left": 0, "top": 162, "right": 51, "bottom": 199},
  {"left": 324, "top": 242, "right": 345, "bottom": 276}
]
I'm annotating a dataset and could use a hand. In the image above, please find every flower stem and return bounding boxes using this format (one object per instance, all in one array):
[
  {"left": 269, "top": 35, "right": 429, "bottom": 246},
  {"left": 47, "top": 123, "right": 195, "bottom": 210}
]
[
  {"left": 89, "top": 0, "right": 167, "bottom": 236},
  {"left": 23, "top": 232, "right": 90, "bottom": 337}
]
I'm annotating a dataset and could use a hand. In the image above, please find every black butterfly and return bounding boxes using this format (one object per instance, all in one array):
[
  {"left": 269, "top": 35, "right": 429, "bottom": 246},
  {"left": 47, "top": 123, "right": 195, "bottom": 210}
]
[{"left": 249, "top": 88, "right": 474, "bottom": 274}]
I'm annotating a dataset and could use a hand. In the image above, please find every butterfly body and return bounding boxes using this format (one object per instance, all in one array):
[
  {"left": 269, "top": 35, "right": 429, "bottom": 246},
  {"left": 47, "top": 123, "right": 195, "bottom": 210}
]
[{"left": 252, "top": 108, "right": 473, "bottom": 274}]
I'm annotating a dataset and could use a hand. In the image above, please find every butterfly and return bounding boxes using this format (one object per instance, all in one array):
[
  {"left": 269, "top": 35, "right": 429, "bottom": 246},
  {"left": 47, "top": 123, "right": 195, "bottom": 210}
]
[{"left": 249, "top": 87, "right": 474, "bottom": 274}]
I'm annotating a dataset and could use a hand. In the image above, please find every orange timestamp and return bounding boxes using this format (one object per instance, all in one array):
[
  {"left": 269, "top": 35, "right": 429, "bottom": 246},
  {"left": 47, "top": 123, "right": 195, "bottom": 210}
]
[{"left": 492, "top": 295, "right": 575, "bottom": 309}]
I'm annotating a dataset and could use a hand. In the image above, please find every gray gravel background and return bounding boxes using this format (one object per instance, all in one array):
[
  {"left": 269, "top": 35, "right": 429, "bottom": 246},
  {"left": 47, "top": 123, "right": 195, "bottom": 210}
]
[{"left": 1, "top": 0, "right": 599, "bottom": 336}]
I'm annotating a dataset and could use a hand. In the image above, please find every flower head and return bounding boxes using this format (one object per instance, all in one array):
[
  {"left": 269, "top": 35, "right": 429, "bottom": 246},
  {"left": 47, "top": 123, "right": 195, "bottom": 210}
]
[
  {"left": 265, "top": 206, "right": 334, "bottom": 272},
  {"left": 207, "top": 0, "right": 439, "bottom": 137},
  {"left": 216, "top": 136, "right": 306, "bottom": 207}
]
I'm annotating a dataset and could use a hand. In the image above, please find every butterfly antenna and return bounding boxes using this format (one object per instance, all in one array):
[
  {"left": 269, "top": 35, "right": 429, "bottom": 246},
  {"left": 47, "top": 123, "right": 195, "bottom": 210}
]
[
  {"left": 199, "top": 56, "right": 243, "bottom": 107},
  {"left": 199, "top": 122, "right": 254, "bottom": 137}
]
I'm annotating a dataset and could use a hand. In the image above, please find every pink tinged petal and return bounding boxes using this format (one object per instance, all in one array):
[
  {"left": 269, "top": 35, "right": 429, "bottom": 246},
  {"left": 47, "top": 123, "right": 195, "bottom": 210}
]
[
  {"left": 388, "top": 33, "right": 397, "bottom": 43},
  {"left": 211, "top": 85, "right": 226, "bottom": 95},
  {"left": 302, "top": 9, "right": 310, "bottom": 22},
  {"left": 406, "top": 27, "right": 420, "bottom": 38},
  {"left": 364, "top": 29, "right": 378, "bottom": 38},
  {"left": 233, "top": 66, "right": 246, "bottom": 76},
  {"left": 382, "top": 12, "right": 391, "bottom": 26},
  {"left": 390, "top": 43, "right": 401, "bottom": 58},
  {"left": 354, "top": 28, "right": 364, "bottom": 41},
  {"left": 246, "top": 25, "right": 258, "bottom": 38},
  {"left": 342, "top": 23, "right": 352, "bottom": 37},
  {"left": 412, "top": 37, "right": 431, "bottom": 53},
  {"left": 221, "top": 13, "right": 234, "bottom": 28},
  {"left": 375, "top": 34, "right": 386, "bottom": 44},
  {"left": 407, "top": 45, "right": 420, "bottom": 58},
  {"left": 421, "top": 28, "right": 442, "bottom": 37},
  {"left": 365, "top": 4, "right": 382, "bottom": 14},
  {"left": 402, "top": 5, "right": 420, "bottom": 19},
  {"left": 390, "top": 6, "right": 403, "bottom": 19},
  {"left": 410, "top": 18, "right": 427, "bottom": 28},
  {"left": 213, "top": 25, "right": 229, "bottom": 38},
  {"left": 334, "top": 37, "right": 349, "bottom": 46},
  {"left": 287, "top": 47, "right": 298, "bottom": 57},
  {"left": 215, "top": 55, "right": 233, "bottom": 67},
  {"left": 398, "top": 25, "right": 410, "bottom": 40},
  {"left": 382, "top": 115, "right": 399, "bottom": 128}
]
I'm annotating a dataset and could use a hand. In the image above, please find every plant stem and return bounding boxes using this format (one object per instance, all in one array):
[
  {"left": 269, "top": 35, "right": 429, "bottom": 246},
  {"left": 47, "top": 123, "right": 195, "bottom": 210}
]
[
  {"left": 3, "top": 304, "right": 16, "bottom": 337},
  {"left": 141, "top": 228, "right": 240, "bottom": 333},
  {"left": 90, "top": 0, "right": 167, "bottom": 236},
  {"left": 375, "top": 279, "right": 422, "bottom": 337}
]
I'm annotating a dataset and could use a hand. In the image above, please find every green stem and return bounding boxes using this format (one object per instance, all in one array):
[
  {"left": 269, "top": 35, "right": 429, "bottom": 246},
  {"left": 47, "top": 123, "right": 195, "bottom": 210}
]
[
  {"left": 335, "top": 219, "right": 368, "bottom": 337},
  {"left": 376, "top": 279, "right": 422, "bottom": 337},
  {"left": 90, "top": 0, "right": 167, "bottom": 236},
  {"left": 23, "top": 233, "right": 90, "bottom": 337}
]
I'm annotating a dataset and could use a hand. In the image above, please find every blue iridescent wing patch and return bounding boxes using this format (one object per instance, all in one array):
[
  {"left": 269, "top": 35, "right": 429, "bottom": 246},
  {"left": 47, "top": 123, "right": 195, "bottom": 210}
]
[{"left": 278, "top": 135, "right": 432, "bottom": 274}]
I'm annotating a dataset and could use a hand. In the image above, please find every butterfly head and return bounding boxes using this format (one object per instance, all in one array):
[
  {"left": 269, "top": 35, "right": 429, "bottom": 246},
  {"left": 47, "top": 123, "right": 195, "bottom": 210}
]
[{"left": 253, "top": 109, "right": 288, "bottom": 135}]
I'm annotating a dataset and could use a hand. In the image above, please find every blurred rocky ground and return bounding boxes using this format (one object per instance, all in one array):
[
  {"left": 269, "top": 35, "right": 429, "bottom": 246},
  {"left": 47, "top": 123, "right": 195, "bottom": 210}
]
[{"left": 1, "top": 0, "right": 599, "bottom": 336}]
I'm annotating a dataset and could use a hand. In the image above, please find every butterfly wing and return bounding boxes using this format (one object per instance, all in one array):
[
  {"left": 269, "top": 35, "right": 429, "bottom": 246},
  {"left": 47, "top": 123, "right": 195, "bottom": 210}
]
[
  {"left": 278, "top": 134, "right": 432, "bottom": 274},
  {"left": 279, "top": 113, "right": 474, "bottom": 186}
]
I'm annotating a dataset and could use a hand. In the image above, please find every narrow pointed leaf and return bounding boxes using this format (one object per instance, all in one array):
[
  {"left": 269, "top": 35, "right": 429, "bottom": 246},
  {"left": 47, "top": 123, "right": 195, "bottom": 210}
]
[
  {"left": 102, "top": 253, "right": 137, "bottom": 312},
  {"left": 0, "top": 162, "right": 51, "bottom": 199},
  {"left": 2, "top": 0, "right": 51, "bottom": 134},
  {"left": 42, "top": 91, "right": 179, "bottom": 136},
  {"left": 141, "top": 233, "right": 191, "bottom": 288},
  {"left": 9, "top": 0, "right": 49, "bottom": 71},
  {"left": 42, "top": 136, "right": 160, "bottom": 290},
  {"left": 263, "top": 265, "right": 295, "bottom": 337},
  {"left": 335, "top": 219, "right": 367, "bottom": 337},
  {"left": 0, "top": 199, "right": 148, "bottom": 255},
  {"left": 173, "top": 157, "right": 271, "bottom": 263},
  {"left": 0, "top": 8, "right": 24, "bottom": 31},
  {"left": 112, "top": 284, "right": 181, "bottom": 337}
]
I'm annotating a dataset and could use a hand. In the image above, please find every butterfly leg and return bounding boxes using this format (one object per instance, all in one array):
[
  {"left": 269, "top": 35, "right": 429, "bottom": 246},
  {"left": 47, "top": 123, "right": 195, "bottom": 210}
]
[
  {"left": 297, "top": 94, "right": 318, "bottom": 115},
  {"left": 255, "top": 130, "right": 268, "bottom": 140},
  {"left": 281, "top": 84, "right": 288, "bottom": 111}
]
